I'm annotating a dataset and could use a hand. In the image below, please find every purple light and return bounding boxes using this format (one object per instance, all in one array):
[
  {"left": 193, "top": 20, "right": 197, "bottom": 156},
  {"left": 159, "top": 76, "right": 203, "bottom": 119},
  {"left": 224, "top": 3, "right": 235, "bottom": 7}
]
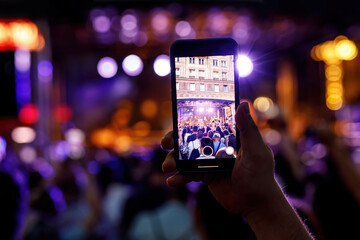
[
  {"left": 122, "top": 54, "right": 143, "bottom": 76},
  {"left": 151, "top": 12, "right": 169, "bottom": 33},
  {"left": 38, "top": 60, "right": 53, "bottom": 82},
  {"left": 153, "top": 55, "right": 170, "bottom": 77},
  {"left": 37, "top": 161, "right": 54, "bottom": 178},
  {"left": 0, "top": 136, "right": 6, "bottom": 162},
  {"left": 175, "top": 21, "right": 192, "bottom": 37},
  {"left": 134, "top": 32, "right": 148, "bottom": 47},
  {"left": 87, "top": 160, "right": 101, "bottom": 174},
  {"left": 97, "top": 57, "right": 118, "bottom": 78},
  {"left": 48, "top": 186, "right": 67, "bottom": 211},
  {"left": 15, "top": 49, "right": 31, "bottom": 72},
  {"left": 121, "top": 14, "right": 138, "bottom": 31},
  {"left": 93, "top": 15, "right": 111, "bottom": 33}
]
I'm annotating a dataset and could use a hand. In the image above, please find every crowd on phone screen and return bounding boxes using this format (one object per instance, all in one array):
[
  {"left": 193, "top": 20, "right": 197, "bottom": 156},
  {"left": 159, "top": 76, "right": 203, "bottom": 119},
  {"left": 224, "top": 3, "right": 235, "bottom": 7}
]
[
  {"left": 2, "top": 114, "right": 360, "bottom": 240},
  {"left": 179, "top": 123, "right": 236, "bottom": 160}
]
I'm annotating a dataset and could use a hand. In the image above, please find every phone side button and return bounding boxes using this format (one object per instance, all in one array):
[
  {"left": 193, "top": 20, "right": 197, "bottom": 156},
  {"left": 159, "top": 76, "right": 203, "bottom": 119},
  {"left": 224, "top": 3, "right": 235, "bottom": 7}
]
[{"left": 198, "top": 165, "right": 219, "bottom": 168}]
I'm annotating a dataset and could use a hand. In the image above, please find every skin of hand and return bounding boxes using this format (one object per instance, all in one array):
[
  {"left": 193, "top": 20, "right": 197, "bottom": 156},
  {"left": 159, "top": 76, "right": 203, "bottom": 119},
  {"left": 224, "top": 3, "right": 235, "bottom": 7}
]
[{"left": 161, "top": 101, "right": 278, "bottom": 216}]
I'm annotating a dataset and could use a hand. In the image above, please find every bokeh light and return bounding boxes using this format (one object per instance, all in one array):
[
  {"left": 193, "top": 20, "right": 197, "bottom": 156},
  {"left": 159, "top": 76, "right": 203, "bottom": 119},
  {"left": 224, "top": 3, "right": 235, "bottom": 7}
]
[
  {"left": 153, "top": 54, "right": 170, "bottom": 76},
  {"left": 19, "top": 145, "right": 37, "bottom": 163},
  {"left": 11, "top": 127, "right": 36, "bottom": 144},
  {"left": 15, "top": 49, "right": 31, "bottom": 72},
  {"left": 335, "top": 39, "right": 358, "bottom": 60},
  {"left": 0, "top": 136, "right": 6, "bottom": 161},
  {"left": 54, "top": 104, "right": 73, "bottom": 123},
  {"left": 133, "top": 121, "right": 151, "bottom": 137},
  {"left": 151, "top": 11, "right": 170, "bottom": 33},
  {"left": 97, "top": 57, "right": 118, "bottom": 78},
  {"left": 9, "top": 20, "right": 39, "bottom": 50},
  {"left": 65, "top": 128, "right": 85, "bottom": 145},
  {"left": 91, "top": 128, "right": 116, "bottom": 148},
  {"left": 175, "top": 21, "right": 192, "bottom": 37},
  {"left": 93, "top": 15, "right": 111, "bottom": 33},
  {"left": 141, "top": 100, "right": 158, "bottom": 118},
  {"left": 237, "top": 55, "right": 253, "bottom": 77},
  {"left": 114, "top": 135, "right": 132, "bottom": 154},
  {"left": 19, "top": 103, "right": 39, "bottom": 124},
  {"left": 254, "top": 97, "right": 273, "bottom": 113},
  {"left": 122, "top": 54, "right": 143, "bottom": 76},
  {"left": 121, "top": 14, "right": 138, "bottom": 31},
  {"left": 38, "top": 60, "right": 53, "bottom": 82}
]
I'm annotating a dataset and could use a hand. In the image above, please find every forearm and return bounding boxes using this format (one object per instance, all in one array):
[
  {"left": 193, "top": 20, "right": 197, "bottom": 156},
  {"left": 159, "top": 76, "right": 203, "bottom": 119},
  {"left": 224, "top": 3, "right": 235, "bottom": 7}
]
[{"left": 245, "top": 184, "right": 314, "bottom": 240}]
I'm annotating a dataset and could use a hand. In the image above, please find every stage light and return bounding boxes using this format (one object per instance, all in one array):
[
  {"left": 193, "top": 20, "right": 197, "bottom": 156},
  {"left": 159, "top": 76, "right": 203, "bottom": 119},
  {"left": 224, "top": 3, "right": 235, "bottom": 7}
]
[
  {"left": 237, "top": 55, "right": 253, "bottom": 77},
  {"left": 97, "top": 57, "right": 118, "bottom": 78},
  {"left": 93, "top": 15, "right": 111, "bottom": 33},
  {"left": 325, "top": 65, "right": 342, "bottom": 81},
  {"left": 0, "top": 22, "right": 8, "bottom": 49},
  {"left": 122, "top": 54, "right": 143, "bottom": 76},
  {"left": 335, "top": 39, "right": 358, "bottom": 60},
  {"left": 91, "top": 128, "right": 116, "bottom": 148},
  {"left": 175, "top": 21, "right": 192, "bottom": 37},
  {"left": 114, "top": 135, "right": 132, "bottom": 153},
  {"left": 11, "top": 127, "right": 36, "bottom": 144},
  {"left": 208, "top": 108, "right": 214, "bottom": 112},
  {"left": 199, "top": 107, "right": 204, "bottom": 112},
  {"left": 153, "top": 55, "right": 170, "bottom": 76}
]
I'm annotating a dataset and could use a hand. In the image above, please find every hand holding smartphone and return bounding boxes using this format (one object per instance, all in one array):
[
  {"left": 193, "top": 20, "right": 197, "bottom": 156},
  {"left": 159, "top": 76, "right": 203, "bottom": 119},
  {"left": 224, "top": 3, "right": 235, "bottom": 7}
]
[{"left": 170, "top": 38, "right": 240, "bottom": 173}]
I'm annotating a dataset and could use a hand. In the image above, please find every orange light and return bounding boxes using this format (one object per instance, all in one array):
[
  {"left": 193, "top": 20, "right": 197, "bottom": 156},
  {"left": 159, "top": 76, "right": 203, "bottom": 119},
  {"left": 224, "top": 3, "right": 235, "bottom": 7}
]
[
  {"left": 133, "top": 121, "right": 151, "bottom": 137},
  {"left": 0, "top": 22, "right": 9, "bottom": 50},
  {"left": 0, "top": 19, "right": 44, "bottom": 51},
  {"left": 140, "top": 100, "right": 158, "bottom": 118},
  {"left": 9, "top": 20, "right": 38, "bottom": 50},
  {"left": 91, "top": 128, "right": 116, "bottom": 148}
]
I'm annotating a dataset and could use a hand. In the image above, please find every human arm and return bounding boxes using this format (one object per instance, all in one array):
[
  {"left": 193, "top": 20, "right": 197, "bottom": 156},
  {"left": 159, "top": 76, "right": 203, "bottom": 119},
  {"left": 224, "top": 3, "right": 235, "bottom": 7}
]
[{"left": 161, "top": 102, "right": 313, "bottom": 240}]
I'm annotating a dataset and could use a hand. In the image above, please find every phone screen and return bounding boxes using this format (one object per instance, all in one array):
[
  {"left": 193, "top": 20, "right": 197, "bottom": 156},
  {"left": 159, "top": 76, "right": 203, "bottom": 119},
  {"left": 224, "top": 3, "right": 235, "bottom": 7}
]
[{"left": 175, "top": 55, "right": 237, "bottom": 160}]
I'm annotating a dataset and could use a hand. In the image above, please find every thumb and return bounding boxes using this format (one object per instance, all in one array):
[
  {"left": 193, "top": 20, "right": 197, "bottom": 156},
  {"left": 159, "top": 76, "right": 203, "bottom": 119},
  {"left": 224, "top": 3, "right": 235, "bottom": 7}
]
[{"left": 235, "top": 101, "right": 267, "bottom": 157}]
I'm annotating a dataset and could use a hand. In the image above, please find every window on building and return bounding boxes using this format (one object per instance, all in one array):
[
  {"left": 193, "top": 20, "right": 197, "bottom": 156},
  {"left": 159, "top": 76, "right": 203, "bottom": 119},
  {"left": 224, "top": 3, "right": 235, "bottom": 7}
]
[
  {"left": 189, "top": 69, "right": 196, "bottom": 77},
  {"left": 200, "top": 84, "right": 205, "bottom": 91},
  {"left": 214, "top": 85, "right": 219, "bottom": 92},
  {"left": 189, "top": 57, "right": 195, "bottom": 64},
  {"left": 199, "top": 58, "right": 204, "bottom": 65},
  {"left": 199, "top": 70, "right": 205, "bottom": 78},
  {"left": 190, "top": 83, "right": 196, "bottom": 91},
  {"left": 222, "top": 72, "right": 227, "bottom": 79},
  {"left": 175, "top": 57, "right": 180, "bottom": 62},
  {"left": 213, "top": 60, "right": 218, "bottom": 66},
  {"left": 223, "top": 85, "right": 228, "bottom": 92},
  {"left": 213, "top": 71, "right": 219, "bottom": 79},
  {"left": 176, "top": 68, "right": 180, "bottom": 76},
  {"left": 221, "top": 60, "right": 227, "bottom": 67},
  {"left": 176, "top": 83, "right": 180, "bottom": 90}
]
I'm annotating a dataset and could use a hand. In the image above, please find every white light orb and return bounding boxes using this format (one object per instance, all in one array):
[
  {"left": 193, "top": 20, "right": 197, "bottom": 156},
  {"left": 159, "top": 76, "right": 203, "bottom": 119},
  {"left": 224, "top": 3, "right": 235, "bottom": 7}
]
[
  {"left": 97, "top": 57, "right": 118, "bottom": 78},
  {"left": 122, "top": 54, "right": 143, "bottom": 76},
  {"left": 237, "top": 55, "right": 253, "bottom": 77},
  {"left": 11, "top": 127, "right": 36, "bottom": 144},
  {"left": 153, "top": 55, "right": 170, "bottom": 77}
]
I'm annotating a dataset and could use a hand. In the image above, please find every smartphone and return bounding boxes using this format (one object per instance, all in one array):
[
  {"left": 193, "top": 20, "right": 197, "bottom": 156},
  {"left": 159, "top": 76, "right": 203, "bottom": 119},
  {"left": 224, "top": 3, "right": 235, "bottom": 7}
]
[{"left": 170, "top": 38, "right": 240, "bottom": 173}]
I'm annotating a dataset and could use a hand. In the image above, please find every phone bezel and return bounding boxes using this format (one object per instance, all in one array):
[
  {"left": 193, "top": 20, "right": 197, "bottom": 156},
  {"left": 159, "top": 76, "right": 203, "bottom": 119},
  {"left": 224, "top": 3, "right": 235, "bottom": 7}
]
[{"left": 170, "top": 38, "right": 240, "bottom": 173}]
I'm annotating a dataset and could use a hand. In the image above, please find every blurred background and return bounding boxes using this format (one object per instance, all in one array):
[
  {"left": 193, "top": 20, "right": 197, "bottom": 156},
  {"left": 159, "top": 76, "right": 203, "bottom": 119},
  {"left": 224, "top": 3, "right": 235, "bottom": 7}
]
[{"left": 1, "top": 0, "right": 360, "bottom": 239}]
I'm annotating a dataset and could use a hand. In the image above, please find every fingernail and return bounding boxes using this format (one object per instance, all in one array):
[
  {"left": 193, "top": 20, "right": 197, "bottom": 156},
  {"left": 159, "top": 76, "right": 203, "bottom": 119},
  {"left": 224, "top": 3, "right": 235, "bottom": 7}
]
[{"left": 240, "top": 101, "right": 250, "bottom": 114}]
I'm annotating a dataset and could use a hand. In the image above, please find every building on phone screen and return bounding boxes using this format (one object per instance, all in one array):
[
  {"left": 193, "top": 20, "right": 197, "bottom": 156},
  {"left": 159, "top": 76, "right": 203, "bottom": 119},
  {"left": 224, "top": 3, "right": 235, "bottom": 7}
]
[{"left": 175, "top": 55, "right": 235, "bottom": 127}]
